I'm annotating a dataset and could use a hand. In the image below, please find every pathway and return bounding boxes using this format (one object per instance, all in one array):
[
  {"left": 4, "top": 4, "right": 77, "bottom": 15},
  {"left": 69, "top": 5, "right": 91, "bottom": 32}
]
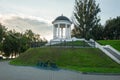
[{"left": 0, "top": 61, "right": 120, "bottom": 80}]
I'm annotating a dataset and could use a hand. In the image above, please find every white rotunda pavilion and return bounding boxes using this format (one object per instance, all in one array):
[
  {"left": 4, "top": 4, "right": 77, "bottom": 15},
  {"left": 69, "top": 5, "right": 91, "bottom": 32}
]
[{"left": 52, "top": 15, "right": 72, "bottom": 41}]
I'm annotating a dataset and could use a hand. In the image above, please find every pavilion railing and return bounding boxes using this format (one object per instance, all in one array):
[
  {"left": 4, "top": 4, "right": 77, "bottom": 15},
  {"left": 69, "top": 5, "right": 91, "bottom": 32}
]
[{"left": 30, "top": 40, "right": 95, "bottom": 48}]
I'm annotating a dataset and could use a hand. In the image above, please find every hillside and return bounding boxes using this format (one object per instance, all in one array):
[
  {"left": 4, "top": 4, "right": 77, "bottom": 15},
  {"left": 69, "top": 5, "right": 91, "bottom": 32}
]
[
  {"left": 10, "top": 48, "right": 120, "bottom": 73},
  {"left": 97, "top": 40, "right": 120, "bottom": 51}
]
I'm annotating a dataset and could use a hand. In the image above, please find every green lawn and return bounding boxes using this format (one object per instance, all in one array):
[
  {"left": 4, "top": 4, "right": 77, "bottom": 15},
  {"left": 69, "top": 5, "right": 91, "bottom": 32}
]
[
  {"left": 97, "top": 40, "right": 120, "bottom": 51},
  {"left": 10, "top": 48, "right": 120, "bottom": 73}
]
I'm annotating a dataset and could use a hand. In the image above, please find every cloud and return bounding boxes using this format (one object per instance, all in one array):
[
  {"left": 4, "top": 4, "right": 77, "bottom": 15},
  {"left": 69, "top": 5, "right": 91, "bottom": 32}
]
[{"left": 0, "top": 14, "right": 53, "bottom": 40}]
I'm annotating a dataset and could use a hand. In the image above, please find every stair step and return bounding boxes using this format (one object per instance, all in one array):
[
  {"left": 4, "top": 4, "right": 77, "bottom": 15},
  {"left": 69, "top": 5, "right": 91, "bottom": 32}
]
[{"left": 104, "top": 48, "right": 120, "bottom": 60}]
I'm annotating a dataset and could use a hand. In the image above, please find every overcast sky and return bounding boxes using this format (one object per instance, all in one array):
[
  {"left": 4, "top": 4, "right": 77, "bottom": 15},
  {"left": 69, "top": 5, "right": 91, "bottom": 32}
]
[{"left": 0, "top": 0, "right": 120, "bottom": 40}]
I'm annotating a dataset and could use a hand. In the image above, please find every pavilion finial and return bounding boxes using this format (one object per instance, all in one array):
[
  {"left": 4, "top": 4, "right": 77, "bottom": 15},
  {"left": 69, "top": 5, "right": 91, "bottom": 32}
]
[{"left": 61, "top": 14, "right": 63, "bottom": 16}]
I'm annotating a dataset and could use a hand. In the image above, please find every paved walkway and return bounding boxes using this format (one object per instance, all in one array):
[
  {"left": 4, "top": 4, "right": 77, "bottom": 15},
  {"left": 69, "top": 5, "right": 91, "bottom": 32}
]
[{"left": 0, "top": 61, "right": 120, "bottom": 80}]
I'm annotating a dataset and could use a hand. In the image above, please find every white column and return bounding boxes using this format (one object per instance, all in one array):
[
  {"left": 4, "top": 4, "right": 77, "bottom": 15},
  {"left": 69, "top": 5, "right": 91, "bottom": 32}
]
[
  {"left": 65, "top": 24, "right": 67, "bottom": 39},
  {"left": 54, "top": 26, "right": 57, "bottom": 39},
  {"left": 68, "top": 26, "right": 71, "bottom": 39},
  {"left": 67, "top": 26, "right": 69, "bottom": 39},
  {"left": 56, "top": 26, "right": 58, "bottom": 38},
  {"left": 53, "top": 26, "right": 55, "bottom": 39},
  {"left": 69, "top": 26, "right": 71, "bottom": 39},
  {"left": 61, "top": 28, "right": 63, "bottom": 38},
  {"left": 58, "top": 24, "right": 60, "bottom": 39}
]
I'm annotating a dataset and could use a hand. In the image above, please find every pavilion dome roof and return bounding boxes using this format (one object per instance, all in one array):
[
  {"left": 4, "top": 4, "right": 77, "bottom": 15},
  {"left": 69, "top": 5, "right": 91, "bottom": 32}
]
[{"left": 52, "top": 15, "right": 72, "bottom": 24}]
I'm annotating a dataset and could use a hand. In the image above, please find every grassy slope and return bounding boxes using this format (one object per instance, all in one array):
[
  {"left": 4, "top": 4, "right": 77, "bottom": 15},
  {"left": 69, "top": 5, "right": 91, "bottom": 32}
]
[
  {"left": 10, "top": 48, "right": 120, "bottom": 73},
  {"left": 97, "top": 40, "right": 120, "bottom": 51}
]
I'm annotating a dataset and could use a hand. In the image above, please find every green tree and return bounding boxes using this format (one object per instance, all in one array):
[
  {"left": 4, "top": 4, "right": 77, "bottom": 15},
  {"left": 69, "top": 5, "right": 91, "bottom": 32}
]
[
  {"left": 24, "top": 30, "right": 35, "bottom": 42},
  {"left": 71, "top": 25, "right": 81, "bottom": 38},
  {"left": 2, "top": 30, "right": 20, "bottom": 57},
  {"left": 90, "top": 24, "right": 104, "bottom": 40},
  {"left": 24, "top": 29, "right": 47, "bottom": 48},
  {"left": 2, "top": 34, "right": 14, "bottom": 57},
  {"left": 20, "top": 33, "right": 31, "bottom": 52},
  {"left": 0, "top": 24, "right": 7, "bottom": 42},
  {"left": 73, "top": 0, "right": 101, "bottom": 39},
  {"left": 103, "top": 17, "right": 120, "bottom": 40},
  {"left": 1, "top": 25, "right": 47, "bottom": 57},
  {"left": 0, "top": 23, "right": 6, "bottom": 53}
]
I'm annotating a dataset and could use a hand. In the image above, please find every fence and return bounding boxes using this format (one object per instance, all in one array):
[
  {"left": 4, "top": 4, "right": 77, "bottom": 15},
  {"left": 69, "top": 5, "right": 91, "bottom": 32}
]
[
  {"left": 30, "top": 42, "right": 47, "bottom": 48},
  {"left": 30, "top": 40, "right": 95, "bottom": 48},
  {"left": 48, "top": 40, "right": 95, "bottom": 48}
]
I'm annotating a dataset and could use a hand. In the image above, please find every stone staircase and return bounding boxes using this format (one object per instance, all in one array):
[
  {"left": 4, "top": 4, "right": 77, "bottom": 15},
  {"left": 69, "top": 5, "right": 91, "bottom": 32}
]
[{"left": 104, "top": 47, "right": 120, "bottom": 61}]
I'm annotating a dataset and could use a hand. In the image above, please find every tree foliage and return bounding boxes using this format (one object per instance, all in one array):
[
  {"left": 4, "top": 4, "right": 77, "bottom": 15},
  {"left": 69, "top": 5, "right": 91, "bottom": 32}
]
[
  {"left": 103, "top": 17, "right": 120, "bottom": 40},
  {"left": 0, "top": 23, "right": 47, "bottom": 57},
  {"left": 73, "top": 0, "right": 101, "bottom": 39},
  {"left": 90, "top": 24, "right": 104, "bottom": 40},
  {"left": 0, "top": 24, "right": 6, "bottom": 51}
]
